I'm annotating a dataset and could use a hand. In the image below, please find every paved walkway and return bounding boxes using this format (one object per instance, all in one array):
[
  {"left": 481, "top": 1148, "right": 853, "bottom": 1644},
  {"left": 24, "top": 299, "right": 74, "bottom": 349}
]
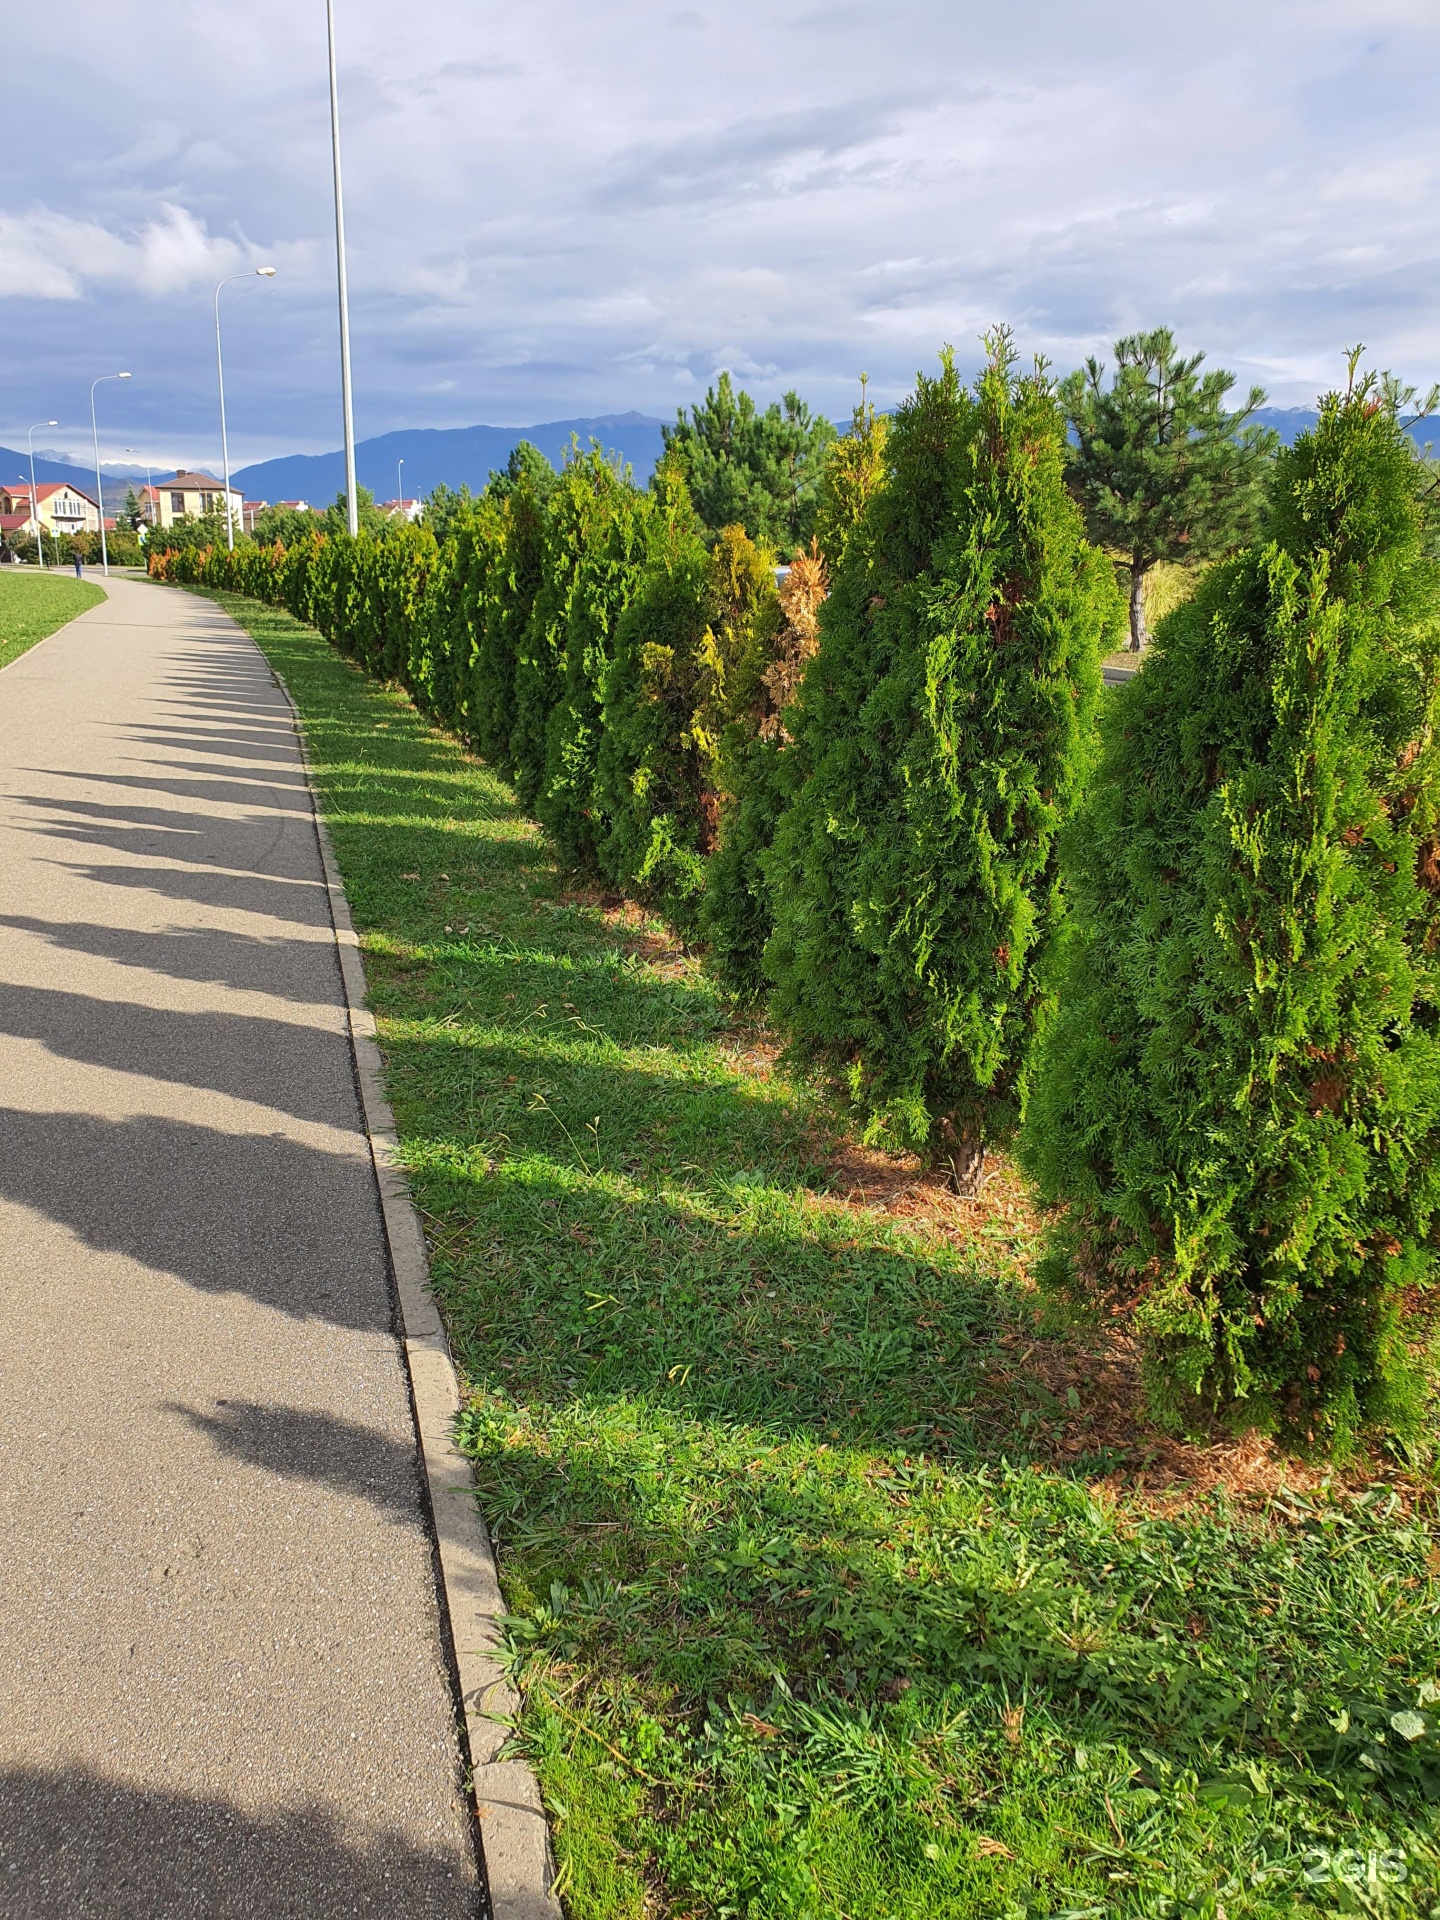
[{"left": 0, "top": 579, "right": 481, "bottom": 1917}]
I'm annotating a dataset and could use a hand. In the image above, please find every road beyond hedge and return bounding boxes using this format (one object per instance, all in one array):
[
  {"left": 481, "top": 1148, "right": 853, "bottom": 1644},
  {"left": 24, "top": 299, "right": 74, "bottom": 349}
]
[{"left": 0, "top": 578, "right": 481, "bottom": 1917}]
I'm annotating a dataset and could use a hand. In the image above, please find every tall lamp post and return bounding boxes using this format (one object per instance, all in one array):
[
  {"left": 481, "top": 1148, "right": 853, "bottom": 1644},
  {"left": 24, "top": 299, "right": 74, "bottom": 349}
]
[
  {"left": 27, "top": 420, "right": 57, "bottom": 569},
  {"left": 396, "top": 456, "right": 403, "bottom": 518},
  {"left": 91, "top": 373, "right": 131, "bottom": 577},
  {"left": 215, "top": 266, "right": 277, "bottom": 550},
  {"left": 327, "top": 0, "right": 358, "bottom": 537}
]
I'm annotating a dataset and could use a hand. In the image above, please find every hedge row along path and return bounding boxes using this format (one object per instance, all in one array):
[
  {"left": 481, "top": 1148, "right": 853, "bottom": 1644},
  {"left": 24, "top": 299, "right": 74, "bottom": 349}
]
[
  {"left": 186, "top": 584, "right": 1440, "bottom": 1917},
  {"left": 0, "top": 578, "right": 498, "bottom": 1917}
]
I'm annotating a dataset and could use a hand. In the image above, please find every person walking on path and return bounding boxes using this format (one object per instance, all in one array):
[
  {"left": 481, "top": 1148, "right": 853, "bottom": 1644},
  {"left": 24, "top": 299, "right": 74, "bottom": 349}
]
[
  {"left": 0, "top": 577, "right": 483, "bottom": 1916},
  {"left": 72, "top": 550, "right": 83, "bottom": 578}
]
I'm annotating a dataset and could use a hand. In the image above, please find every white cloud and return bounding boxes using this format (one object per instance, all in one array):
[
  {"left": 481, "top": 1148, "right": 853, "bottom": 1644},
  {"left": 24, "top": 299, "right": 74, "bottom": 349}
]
[
  {"left": 4, "top": 0, "right": 1440, "bottom": 456},
  {"left": 0, "top": 203, "right": 255, "bottom": 301}
]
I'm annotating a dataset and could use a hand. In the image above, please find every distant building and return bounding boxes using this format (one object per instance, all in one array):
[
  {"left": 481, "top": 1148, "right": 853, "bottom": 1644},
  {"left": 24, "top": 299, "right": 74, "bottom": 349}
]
[
  {"left": 276, "top": 499, "right": 311, "bottom": 512},
  {"left": 241, "top": 501, "right": 268, "bottom": 534},
  {"left": 0, "top": 481, "right": 101, "bottom": 537},
  {"left": 380, "top": 497, "right": 423, "bottom": 523},
  {"left": 135, "top": 471, "right": 245, "bottom": 530}
]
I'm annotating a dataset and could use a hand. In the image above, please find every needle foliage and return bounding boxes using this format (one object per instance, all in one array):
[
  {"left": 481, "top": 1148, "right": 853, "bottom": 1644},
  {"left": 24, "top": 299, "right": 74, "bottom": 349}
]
[
  {"left": 1022, "top": 366, "right": 1440, "bottom": 1447},
  {"left": 764, "top": 334, "right": 1118, "bottom": 1188}
]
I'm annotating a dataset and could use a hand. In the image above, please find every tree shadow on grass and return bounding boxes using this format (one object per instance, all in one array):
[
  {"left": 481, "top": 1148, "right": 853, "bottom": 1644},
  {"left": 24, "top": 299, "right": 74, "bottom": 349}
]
[{"left": 0, "top": 1766, "right": 479, "bottom": 1920}]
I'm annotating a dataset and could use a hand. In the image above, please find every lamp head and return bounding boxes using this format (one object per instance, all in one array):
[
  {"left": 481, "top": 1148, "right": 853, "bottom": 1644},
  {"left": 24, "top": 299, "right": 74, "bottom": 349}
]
[
  {"left": 45, "top": 419, "right": 57, "bottom": 427},
  {"left": 118, "top": 372, "right": 132, "bottom": 380},
  {"left": 257, "top": 267, "right": 277, "bottom": 278}
]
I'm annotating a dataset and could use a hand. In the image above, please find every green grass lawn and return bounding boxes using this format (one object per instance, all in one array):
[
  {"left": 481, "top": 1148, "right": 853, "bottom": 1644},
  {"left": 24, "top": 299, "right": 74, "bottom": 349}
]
[
  {"left": 0, "top": 568, "right": 105, "bottom": 671},
  {"left": 204, "top": 583, "right": 1440, "bottom": 1920}
]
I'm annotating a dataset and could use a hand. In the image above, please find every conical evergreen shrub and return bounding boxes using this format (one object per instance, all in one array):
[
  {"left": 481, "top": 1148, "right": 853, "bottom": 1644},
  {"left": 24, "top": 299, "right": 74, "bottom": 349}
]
[
  {"left": 595, "top": 506, "right": 779, "bottom": 931},
  {"left": 703, "top": 394, "right": 889, "bottom": 994},
  {"left": 1020, "top": 368, "right": 1440, "bottom": 1446},
  {"left": 764, "top": 335, "right": 1118, "bottom": 1189},
  {"left": 701, "top": 545, "right": 827, "bottom": 993},
  {"left": 470, "top": 480, "right": 546, "bottom": 776},
  {"left": 510, "top": 452, "right": 619, "bottom": 813},
  {"left": 538, "top": 459, "right": 675, "bottom": 868}
]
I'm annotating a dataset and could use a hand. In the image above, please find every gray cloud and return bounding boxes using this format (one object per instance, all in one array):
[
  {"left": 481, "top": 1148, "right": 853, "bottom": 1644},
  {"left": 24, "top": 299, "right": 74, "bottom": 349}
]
[{"left": 3, "top": 0, "right": 1438, "bottom": 470}]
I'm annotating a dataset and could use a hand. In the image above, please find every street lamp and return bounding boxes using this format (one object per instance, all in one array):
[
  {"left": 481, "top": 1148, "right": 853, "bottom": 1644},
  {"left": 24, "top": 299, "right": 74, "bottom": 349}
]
[
  {"left": 397, "top": 456, "right": 403, "bottom": 517},
  {"left": 215, "top": 266, "right": 277, "bottom": 550},
  {"left": 27, "top": 420, "right": 57, "bottom": 570},
  {"left": 90, "top": 373, "right": 132, "bottom": 577},
  {"left": 327, "top": 0, "right": 359, "bottom": 537}
]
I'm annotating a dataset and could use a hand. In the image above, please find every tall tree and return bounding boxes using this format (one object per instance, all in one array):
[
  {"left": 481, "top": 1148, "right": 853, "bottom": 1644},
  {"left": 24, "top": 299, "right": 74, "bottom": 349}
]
[
  {"left": 1021, "top": 365, "right": 1440, "bottom": 1446},
  {"left": 765, "top": 335, "right": 1118, "bottom": 1192},
  {"left": 1061, "top": 327, "right": 1275, "bottom": 650},
  {"left": 661, "top": 372, "right": 835, "bottom": 551}
]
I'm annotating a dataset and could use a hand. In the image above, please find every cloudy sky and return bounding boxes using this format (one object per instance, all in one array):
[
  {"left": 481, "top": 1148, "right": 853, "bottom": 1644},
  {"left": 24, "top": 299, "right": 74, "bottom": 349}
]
[{"left": 4, "top": 0, "right": 1438, "bottom": 470}]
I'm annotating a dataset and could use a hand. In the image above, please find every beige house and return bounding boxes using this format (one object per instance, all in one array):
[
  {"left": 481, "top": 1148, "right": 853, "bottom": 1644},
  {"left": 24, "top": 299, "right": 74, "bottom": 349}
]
[
  {"left": 137, "top": 471, "right": 245, "bottom": 530},
  {"left": 0, "top": 481, "right": 101, "bottom": 536}
]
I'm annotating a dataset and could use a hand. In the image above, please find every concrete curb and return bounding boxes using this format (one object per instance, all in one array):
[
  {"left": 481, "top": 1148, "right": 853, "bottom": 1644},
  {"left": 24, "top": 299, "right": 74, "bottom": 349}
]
[{"left": 268, "top": 656, "right": 561, "bottom": 1920}]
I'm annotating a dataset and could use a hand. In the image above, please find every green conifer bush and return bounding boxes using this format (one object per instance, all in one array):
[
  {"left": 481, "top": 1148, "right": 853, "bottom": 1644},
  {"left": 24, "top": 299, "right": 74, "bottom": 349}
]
[
  {"left": 469, "top": 483, "right": 545, "bottom": 775},
  {"left": 539, "top": 456, "right": 673, "bottom": 869},
  {"left": 510, "top": 452, "right": 628, "bottom": 814},
  {"left": 595, "top": 507, "right": 779, "bottom": 930},
  {"left": 764, "top": 335, "right": 1118, "bottom": 1191},
  {"left": 1021, "top": 367, "right": 1440, "bottom": 1445},
  {"left": 410, "top": 500, "right": 486, "bottom": 731},
  {"left": 703, "top": 394, "right": 891, "bottom": 994}
]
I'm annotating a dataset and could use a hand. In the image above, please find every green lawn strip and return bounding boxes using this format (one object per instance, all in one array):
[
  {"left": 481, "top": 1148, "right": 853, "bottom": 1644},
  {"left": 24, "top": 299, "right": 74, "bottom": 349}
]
[
  {"left": 0, "top": 569, "right": 106, "bottom": 671},
  {"left": 205, "top": 583, "right": 1440, "bottom": 1919}
]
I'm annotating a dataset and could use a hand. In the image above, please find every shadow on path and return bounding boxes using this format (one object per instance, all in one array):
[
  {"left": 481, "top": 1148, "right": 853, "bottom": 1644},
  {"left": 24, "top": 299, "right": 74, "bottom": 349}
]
[
  {"left": 0, "top": 1766, "right": 479, "bottom": 1920},
  {"left": 168, "top": 1399, "right": 427, "bottom": 1526},
  {"left": 0, "top": 1108, "right": 391, "bottom": 1335}
]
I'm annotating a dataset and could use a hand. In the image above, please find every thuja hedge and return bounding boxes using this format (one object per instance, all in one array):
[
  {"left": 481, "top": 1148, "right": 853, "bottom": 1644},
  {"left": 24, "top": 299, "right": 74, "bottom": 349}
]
[
  {"left": 1020, "top": 372, "right": 1440, "bottom": 1447},
  {"left": 149, "top": 359, "right": 1440, "bottom": 1444}
]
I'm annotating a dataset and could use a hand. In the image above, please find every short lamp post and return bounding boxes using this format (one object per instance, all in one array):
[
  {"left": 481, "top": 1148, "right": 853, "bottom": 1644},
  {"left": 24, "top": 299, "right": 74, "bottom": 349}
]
[
  {"left": 90, "top": 373, "right": 132, "bottom": 576},
  {"left": 215, "top": 266, "right": 277, "bottom": 550},
  {"left": 27, "top": 420, "right": 57, "bottom": 569}
]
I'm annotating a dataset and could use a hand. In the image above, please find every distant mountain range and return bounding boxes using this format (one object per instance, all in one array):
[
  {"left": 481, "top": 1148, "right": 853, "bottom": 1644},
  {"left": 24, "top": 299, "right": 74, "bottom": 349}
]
[
  {"left": 232, "top": 413, "right": 669, "bottom": 503},
  {"left": 8, "top": 405, "right": 1436, "bottom": 524},
  {"left": 0, "top": 446, "right": 150, "bottom": 512},
  {"left": 1253, "top": 407, "right": 1440, "bottom": 449}
]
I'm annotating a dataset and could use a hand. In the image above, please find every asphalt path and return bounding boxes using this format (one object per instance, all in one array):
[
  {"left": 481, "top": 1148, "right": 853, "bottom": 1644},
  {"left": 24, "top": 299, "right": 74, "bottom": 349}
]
[{"left": 0, "top": 577, "right": 482, "bottom": 1917}]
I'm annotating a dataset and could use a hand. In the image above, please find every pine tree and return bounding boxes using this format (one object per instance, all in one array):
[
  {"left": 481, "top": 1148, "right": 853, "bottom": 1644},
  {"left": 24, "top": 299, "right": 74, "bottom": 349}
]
[
  {"left": 764, "top": 335, "right": 1118, "bottom": 1191},
  {"left": 661, "top": 373, "right": 835, "bottom": 549},
  {"left": 1061, "top": 327, "right": 1275, "bottom": 650},
  {"left": 1021, "top": 364, "right": 1440, "bottom": 1446}
]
